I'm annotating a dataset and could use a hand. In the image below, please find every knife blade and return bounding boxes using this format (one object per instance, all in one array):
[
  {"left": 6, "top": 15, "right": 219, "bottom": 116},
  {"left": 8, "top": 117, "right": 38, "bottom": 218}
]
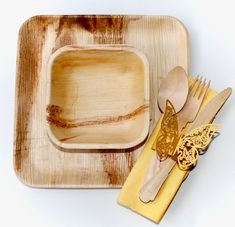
[{"left": 186, "top": 87, "right": 232, "bottom": 133}]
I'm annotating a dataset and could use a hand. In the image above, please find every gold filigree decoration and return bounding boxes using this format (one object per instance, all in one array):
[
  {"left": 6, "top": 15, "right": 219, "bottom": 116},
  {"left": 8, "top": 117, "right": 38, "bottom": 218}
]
[
  {"left": 153, "top": 100, "right": 220, "bottom": 170},
  {"left": 153, "top": 100, "right": 179, "bottom": 161},
  {"left": 172, "top": 124, "right": 220, "bottom": 170}
]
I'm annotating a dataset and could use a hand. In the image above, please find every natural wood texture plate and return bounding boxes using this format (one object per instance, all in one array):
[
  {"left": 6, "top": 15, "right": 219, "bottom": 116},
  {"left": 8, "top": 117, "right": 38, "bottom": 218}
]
[
  {"left": 47, "top": 45, "right": 149, "bottom": 150},
  {"left": 14, "top": 15, "right": 189, "bottom": 188}
]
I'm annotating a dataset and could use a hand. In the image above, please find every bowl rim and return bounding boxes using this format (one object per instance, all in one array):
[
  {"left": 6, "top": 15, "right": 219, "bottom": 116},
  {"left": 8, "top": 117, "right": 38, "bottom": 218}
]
[{"left": 46, "top": 44, "right": 150, "bottom": 150}]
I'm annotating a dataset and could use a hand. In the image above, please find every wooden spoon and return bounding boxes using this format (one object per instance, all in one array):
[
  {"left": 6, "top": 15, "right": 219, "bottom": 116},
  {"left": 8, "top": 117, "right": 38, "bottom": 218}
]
[
  {"left": 158, "top": 66, "right": 188, "bottom": 113},
  {"left": 139, "top": 66, "right": 188, "bottom": 202}
]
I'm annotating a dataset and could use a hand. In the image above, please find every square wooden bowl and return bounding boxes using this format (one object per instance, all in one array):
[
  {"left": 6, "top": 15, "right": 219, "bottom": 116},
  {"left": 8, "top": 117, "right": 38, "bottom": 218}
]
[{"left": 47, "top": 45, "right": 149, "bottom": 149}]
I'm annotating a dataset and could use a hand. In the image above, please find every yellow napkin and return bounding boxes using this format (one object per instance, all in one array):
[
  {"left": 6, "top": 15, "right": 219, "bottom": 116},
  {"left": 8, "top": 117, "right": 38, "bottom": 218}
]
[{"left": 117, "top": 81, "right": 217, "bottom": 223}]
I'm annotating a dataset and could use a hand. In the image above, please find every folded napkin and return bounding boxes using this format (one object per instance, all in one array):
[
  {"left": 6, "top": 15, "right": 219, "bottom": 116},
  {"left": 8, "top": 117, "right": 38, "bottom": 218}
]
[{"left": 117, "top": 80, "right": 217, "bottom": 223}]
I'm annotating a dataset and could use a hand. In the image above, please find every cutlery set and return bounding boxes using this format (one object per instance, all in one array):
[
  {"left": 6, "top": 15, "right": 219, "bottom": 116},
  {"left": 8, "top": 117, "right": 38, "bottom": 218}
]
[
  {"left": 118, "top": 73, "right": 231, "bottom": 222},
  {"left": 14, "top": 15, "right": 232, "bottom": 223},
  {"left": 139, "top": 72, "right": 212, "bottom": 202}
]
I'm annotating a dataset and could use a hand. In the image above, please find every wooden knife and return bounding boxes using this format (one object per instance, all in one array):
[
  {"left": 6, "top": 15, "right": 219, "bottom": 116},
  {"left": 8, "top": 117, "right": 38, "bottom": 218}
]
[{"left": 186, "top": 87, "right": 232, "bottom": 133}]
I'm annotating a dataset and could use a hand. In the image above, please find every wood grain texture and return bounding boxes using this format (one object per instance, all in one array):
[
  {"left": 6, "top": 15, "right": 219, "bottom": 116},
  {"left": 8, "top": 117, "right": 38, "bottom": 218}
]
[
  {"left": 46, "top": 45, "right": 149, "bottom": 150},
  {"left": 14, "top": 15, "right": 189, "bottom": 188}
]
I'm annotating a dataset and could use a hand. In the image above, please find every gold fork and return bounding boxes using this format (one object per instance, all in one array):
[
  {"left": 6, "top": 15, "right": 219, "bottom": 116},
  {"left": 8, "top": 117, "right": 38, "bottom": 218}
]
[{"left": 139, "top": 76, "right": 211, "bottom": 203}]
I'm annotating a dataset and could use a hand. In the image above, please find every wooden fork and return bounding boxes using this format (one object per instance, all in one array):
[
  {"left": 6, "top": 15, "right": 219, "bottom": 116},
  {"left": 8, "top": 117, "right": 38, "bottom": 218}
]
[
  {"left": 177, "top": 76, "right": 211, "bottom": 131},
  {"left": 139, "top": 76, "right": 211, "bottom": 203}
]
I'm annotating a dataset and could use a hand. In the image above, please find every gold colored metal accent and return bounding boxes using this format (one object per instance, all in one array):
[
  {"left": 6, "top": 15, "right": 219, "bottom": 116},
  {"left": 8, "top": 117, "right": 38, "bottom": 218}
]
[
  {"left": 153, "top": 100, "right": 179, "bottom": 161},
  {"left": 174, "top": 124, "right": 220, "bottom": 170},
  {"left": 153, "top": 100, "right": 220, "bottom": 170}
]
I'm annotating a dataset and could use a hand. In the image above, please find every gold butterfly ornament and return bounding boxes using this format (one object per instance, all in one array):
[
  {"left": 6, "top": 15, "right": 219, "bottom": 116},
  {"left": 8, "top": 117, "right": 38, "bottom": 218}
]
[{"left": 153, "top": 100, "right": 220, "bottom": 171}]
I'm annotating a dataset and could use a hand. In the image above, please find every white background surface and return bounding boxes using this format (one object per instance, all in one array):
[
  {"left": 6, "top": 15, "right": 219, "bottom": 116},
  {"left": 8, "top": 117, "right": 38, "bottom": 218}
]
[{"left": 0, "top": 1, "right": 235, "bottom": 227}]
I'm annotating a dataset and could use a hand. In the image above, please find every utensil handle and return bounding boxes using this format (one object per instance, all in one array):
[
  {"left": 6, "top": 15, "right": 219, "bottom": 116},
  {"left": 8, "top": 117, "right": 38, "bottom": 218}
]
[{"left": 139, "top": 158, "right": 175, "bottom": 203}]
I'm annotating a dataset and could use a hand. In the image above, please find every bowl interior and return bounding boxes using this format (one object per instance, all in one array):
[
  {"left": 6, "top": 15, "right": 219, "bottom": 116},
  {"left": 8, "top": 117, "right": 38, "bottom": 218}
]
[{"left": 47, "top": 46, "right": 149, "bottom": 149}]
